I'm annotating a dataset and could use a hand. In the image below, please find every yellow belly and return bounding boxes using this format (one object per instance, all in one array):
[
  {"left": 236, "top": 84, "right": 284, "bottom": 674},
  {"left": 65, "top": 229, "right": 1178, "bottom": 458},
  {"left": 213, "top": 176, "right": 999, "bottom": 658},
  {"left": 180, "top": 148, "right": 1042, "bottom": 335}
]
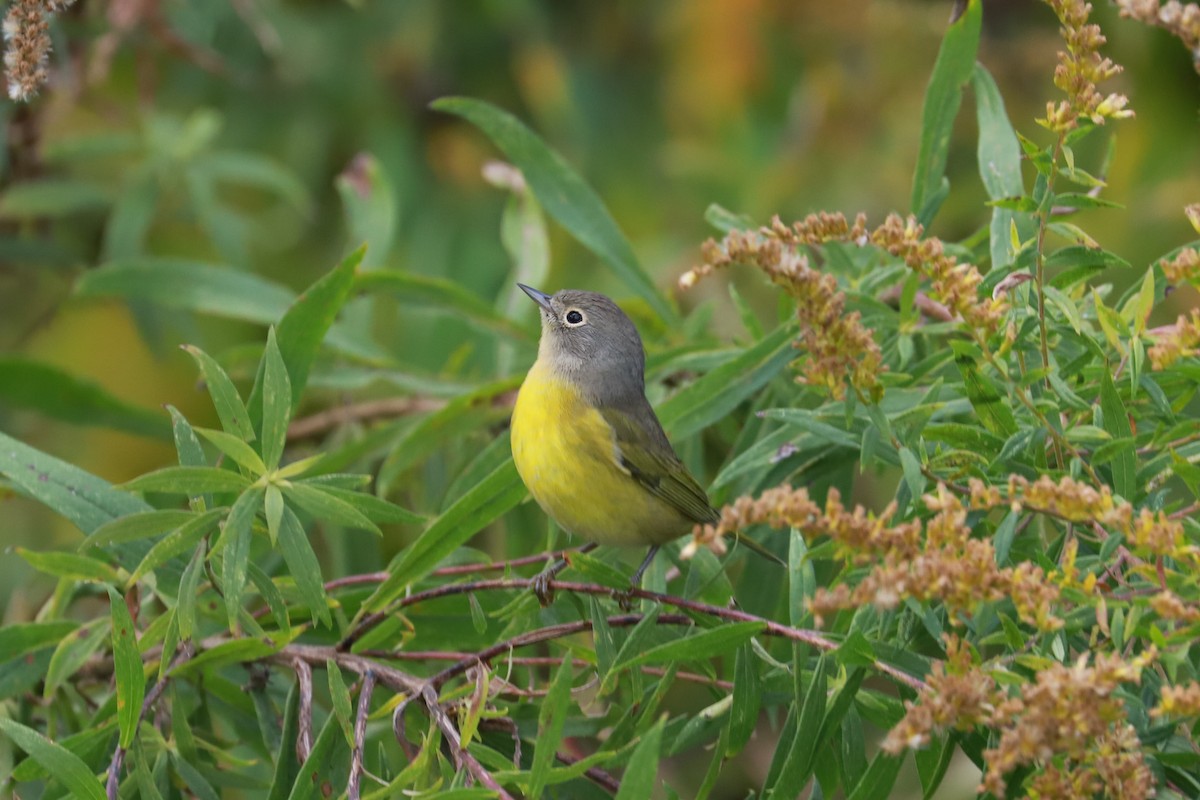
[{"left": 511, "top": 362, "right": 692, "bottom": 547}]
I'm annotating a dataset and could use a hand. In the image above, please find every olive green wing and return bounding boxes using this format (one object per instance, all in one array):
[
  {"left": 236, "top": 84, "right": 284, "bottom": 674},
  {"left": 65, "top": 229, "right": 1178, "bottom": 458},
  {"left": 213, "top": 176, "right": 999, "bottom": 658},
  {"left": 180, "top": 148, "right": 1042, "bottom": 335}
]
[{"left": 598, "top": 406, "right": 720, "bottom": 525}]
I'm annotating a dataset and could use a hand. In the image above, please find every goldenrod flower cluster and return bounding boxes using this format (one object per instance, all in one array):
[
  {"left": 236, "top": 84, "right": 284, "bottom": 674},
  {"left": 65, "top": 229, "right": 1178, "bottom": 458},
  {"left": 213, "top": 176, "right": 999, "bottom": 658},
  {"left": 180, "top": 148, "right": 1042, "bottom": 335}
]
[
  {"left": 886, "top": 637, "right": 1156, "bottom": 799},
  {"left": 680, "top": 211, "right": 1004, "bottom": 401},
  {"left": 1040, "top": 0, "right": 1134, "bottom": 131},
  {"left": 1118, "top": 0, "right": 1200, "bottom": 71},
  {"left": 1150, "top": 309, "right": 1200, "bottom": 369}
]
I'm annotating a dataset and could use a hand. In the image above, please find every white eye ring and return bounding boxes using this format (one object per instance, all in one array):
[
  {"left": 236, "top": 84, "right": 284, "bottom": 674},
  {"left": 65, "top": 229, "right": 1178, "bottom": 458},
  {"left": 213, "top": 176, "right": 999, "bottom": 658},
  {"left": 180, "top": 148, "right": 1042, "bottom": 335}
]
[{"left": 563, "top": 308, "right": 587, "bottom": 327}]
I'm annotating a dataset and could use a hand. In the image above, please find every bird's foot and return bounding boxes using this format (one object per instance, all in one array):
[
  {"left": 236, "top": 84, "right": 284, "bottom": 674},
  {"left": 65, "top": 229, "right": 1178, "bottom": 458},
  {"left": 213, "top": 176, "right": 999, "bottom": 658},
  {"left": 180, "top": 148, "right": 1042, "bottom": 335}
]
[
  {"left": 612, "top": 586, "right": 637, "bottom": 612},
  {"left": 531, "top": 568, "right": 556, "bottom": 606}
]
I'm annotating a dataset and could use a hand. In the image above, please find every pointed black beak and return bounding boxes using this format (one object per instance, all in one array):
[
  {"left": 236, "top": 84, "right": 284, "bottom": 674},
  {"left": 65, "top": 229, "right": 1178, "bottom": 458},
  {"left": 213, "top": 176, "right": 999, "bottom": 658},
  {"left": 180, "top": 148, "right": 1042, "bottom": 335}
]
[{"left": 518, "top": 283, "right": 554, "bottom": 313}]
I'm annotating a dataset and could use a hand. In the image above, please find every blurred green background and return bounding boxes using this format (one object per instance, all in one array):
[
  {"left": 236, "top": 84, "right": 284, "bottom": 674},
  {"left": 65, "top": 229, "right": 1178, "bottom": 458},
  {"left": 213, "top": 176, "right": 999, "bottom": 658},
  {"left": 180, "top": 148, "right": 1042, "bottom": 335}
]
[
  {"left": 2, "top": 1, "right": 1199, "bottom": 796},
  {"left": 2, "top": 0, "right": 1198, "bottom": 682}
]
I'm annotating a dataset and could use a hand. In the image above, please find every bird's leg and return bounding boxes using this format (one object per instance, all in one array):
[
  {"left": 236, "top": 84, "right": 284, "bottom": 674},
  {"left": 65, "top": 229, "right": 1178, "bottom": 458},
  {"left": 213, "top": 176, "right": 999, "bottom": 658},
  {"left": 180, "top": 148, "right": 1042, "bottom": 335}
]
[
  {"left": 531, "top": 543, "right": 598, "bottom": 606},
  {"left": 615, "top": 545, "right": 659, "bottom": 611}
]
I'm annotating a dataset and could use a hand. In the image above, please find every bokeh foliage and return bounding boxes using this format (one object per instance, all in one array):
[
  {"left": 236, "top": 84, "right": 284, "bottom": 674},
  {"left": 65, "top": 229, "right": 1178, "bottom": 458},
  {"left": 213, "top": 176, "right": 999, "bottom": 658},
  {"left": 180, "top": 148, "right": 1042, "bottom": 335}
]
[{"left": 3, "top": 1, "right": 1200, "bottom": 798}]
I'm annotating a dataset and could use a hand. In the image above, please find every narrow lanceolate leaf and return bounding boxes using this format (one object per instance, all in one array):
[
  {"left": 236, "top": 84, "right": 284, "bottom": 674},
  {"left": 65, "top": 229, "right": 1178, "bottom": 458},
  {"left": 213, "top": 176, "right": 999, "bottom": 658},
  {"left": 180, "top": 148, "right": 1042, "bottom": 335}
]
[
  {"left": 0, "top": 430, "right": 150, "bottom": 535},
  {"left": 282, "top": 482, "right": 382, "bottom": 536},
  {"left": 78, "top": 259, "right": 294, "bottom": 327},
  {"left": 727, "top": 642, "right": 761, "bottom": 757},
  {"left": 362, "top": 459, "right": 525, "bottom": 614},
  {"left": 220, "top": 488, "right": 263, "bottom": 633},
  {"left": 767, "top": 653, "right": 829, "bottom": 796},
  {"left": 0, "top": 621, "right": 79, "bottom": 662},
  {"left": 169, "top": 635, "right": 291, "bottom": 679},
  {"left": 326, "top": 664, "right": 356, "bottom": 747},
  {"left": 619, "top": 622, "right": 765, "bottom": 670},
  {"left": 177, "top": 541, "right": 206, "bottom": 640},
  {"left": 910, "top": 0, "right": 982, "bottom": 226},
  {"left": 80, "top": 509, "right": 196, "bottom": 550},
  {"left": 126, "top": 508, "right": 225, "bottom": 587},
  {"left": 298, "top": 483, "right": 423, "bottom": 524},
  {"left": 265, "top": 485, "right": 284, "bottom": 544},
  {"left": 658, "top": 321, "right": 798, "bottom": 439},
  {"left": 122, "top": 466, "right": 251, "bottom": 495},
  {"left": 277, "top": 505, "right": 332, "bottom": 627},
  {"left": 0, "top": 719, "right": 106, "bottom": 800},
  {"left": 247, "top": 246, "right": 364, "bottom": 427},
  {"left": 0, "top": 357, "right": 169, "bottom": 439},
  {"left": 44, "top": 619, "right": 110, "bottom": 699},
  {"left": 972, "top": 62, "right": 1032, "bottom": 269},
  {"left": 17, "top": 549, "right": 120, "bottom": 583},
  {"left": 1100, "top": 371, "right": 1136, "bottom": 500},
  {"left": 432, "top": 97, "right": 675, "bottom": 324},
  {"left": 180, "top": 346, "right": 255, "bottom": 441},
  {"left": 615, "top": 719, "right": 665, "bottom": 800},
  {"left": 846, "top": 751, "right": 905, "bottom": 800},
  {"left": 528, "top": 658, "right": 575, "bottom": 800},
  {"left": 355, "top": 270, "right": 531, "bottom": 340},
  {"left": 107, "top": 587, "right": 146, "bottom": 749},
  {"left": 260, "top": 327, "right": 292, "bottom": 469},
  {"left": 194, "top": 428, "right": 267, "bottom": 475}
]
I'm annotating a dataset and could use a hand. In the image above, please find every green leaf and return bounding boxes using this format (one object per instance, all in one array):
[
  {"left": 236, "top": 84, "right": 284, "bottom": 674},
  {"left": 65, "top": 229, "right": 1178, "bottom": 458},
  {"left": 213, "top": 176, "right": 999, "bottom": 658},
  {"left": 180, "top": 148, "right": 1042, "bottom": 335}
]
[
  {"left": 657, "top": 321, "right": 798, "bottom": 439},
  {"left": 80, "top": 509, "right": 196, "bottom": 549},
  {"left": 194, "top": 428, "right": 267, "bottom": 475},
  {"left": 126, "top": 508, "right": 225, "bottom": 586},
  {"left": 767, "top": 653, "right": 828, "bottom": 796},
  {"left": 78, "top": 259, "right": 295, "bottom": 323},
  {"left": 361, "top": 459, "right": 525, "bottom": 614},
  {"left": 169, "top": 635, "right": 290, "bottom": 679},
  {"left": 0, "top": 179, "right": 110, "bottom": 218},
  {"left": 180, "top": 345, "right": 256, "bottom": 441},
  {"left": 0, "top": 621, "right": 79, "bottom": 662},
  {"left": 247, "top": 246, "right": 364, "bottom": 425},
  {"left": 277, "top": 505, "right": 332, "bottom": 627},
  {"left": 376, "top": 378, "right": 519, "bottom": 495},
  {"left": 297, "top": 482, "right": 423, "bottom": 524},
  {"left": 619, "top": 621, "right": 764, "bottom": 669},
  {"left": 528, "top": 657, "right": 575, "bottom": 800},
  {"left": 107, "top": 587, "right": 146, "bottom": 749},
  {"left": 0, "top": 430, "right": 151, "bottom": 535},
  {"left": 910, "top": 0, "right": 982, "bottom": 225},
  {"left": 615, "top": 718, "right": 664, "bottom": 800},
  {"left": 432, "top": 97, "right": 674, "bottom": 323},
  {"left": 265, "top": 484, "right": 284, "bottom": 544},
  {"left": 355, "top": 270, "right": 532, "bottom": 341},
  {"left": 283, "top": 482, "right": 382, "bottom": 535},
  {"left": 760, "top": 409, "right": 860, "bottom": 449},
  {"left": 1100, "top": 371, "right": 1136, "bottom": 499},
  {"left": 122, "top": 466, "right": 251, "bottom": 495},
  {"left": 220, "top": 487, "right": 263, "bottom": 632},
  {"left": 846, "top": 751, "right": 905, "bottom": 800},
  {"left": 260, "top": 327, "right": 292, "bottom": 469},
  {"left": 954, "top": 349, "right": 1018, "bottom": 437},
  {"left": 0, "top": 357, "right": 168, "bottom": 438},
  {"left": 971, "top": 62, "right": 1031, "bottom": 269},
  {"left": 44, "top": 619, "right": 110, "bottom": 699},
  {"left": 0, "top": 719, "right": 106, "bottom": 800},
  {"left": 17, "top": 549, "right": 119, "bottom": 583},
  {"left": 177, "top": 541, "right": 206, "bottom": 640},
  {"left": 898, "top": 447, "right": 927, "bottom": 501},
  {"left": 1123, "top": 268, "right": 1155, "bottom": 335},
  {"left": 326, "top": 663, "right": 356, "bottom": 747},
  {"left": 726, "top": 642, "right": 761, "bottom": 756}
]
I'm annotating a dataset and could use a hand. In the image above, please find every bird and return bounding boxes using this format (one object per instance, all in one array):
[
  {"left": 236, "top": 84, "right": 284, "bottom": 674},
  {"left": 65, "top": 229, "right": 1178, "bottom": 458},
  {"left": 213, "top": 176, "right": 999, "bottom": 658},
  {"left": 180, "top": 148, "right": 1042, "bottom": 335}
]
[{"left": 510, "top": 283, "right": 721, "bottom": 603}]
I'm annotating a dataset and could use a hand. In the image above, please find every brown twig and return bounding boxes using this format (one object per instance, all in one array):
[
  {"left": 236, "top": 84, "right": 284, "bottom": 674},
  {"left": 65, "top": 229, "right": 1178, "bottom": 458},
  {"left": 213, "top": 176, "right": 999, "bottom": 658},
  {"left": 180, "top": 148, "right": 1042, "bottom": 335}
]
[
  {"left": 106, "top": 641, "right": 195, "bottom": 800},
  {"left": 347, "top": 670, "right": 376, "bottom": 800},
  {"left": 337, "top": 578, "right": 924, "bottom": 692},
  {"left": 420, "top": 683, "right": 515, "bottom": 799},
  {"left": 293, "top": 658, "right": 314, "bottom": 763},
  {"left": 555, "top": 751, "right": 622, "bottom": 794},
  {"left": 287, "top": 397, "right": 447, "bottom": 440}
]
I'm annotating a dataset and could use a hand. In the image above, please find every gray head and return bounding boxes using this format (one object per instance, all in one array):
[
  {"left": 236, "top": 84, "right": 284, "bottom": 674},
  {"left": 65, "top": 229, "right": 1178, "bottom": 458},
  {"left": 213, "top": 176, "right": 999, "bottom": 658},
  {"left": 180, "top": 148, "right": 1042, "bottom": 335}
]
[{"left": 519, "top": 284, "right": 646, "bottom": 403}]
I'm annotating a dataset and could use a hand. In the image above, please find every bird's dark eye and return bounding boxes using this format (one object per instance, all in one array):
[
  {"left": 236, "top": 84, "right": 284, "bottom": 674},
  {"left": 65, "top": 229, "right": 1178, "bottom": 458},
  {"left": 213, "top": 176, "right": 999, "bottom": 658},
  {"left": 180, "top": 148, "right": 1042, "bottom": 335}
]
[{"left": 565, "top": 309, "right": 585, "bottom": 325}]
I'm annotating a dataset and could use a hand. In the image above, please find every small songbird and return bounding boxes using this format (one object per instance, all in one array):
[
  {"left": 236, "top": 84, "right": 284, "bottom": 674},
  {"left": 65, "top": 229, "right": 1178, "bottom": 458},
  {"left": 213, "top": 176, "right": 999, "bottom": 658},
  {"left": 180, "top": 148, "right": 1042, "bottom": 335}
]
[{"left": 510, "top": 284, "right": 720, "bottom": 601}]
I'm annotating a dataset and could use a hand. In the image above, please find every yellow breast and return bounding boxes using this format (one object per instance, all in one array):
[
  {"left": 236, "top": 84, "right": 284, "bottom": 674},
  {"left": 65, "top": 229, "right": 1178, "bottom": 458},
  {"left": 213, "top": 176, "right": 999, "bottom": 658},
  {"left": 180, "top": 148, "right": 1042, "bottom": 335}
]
[{"left": 511, "top": 360, "right": 692, "bottom": 547}]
